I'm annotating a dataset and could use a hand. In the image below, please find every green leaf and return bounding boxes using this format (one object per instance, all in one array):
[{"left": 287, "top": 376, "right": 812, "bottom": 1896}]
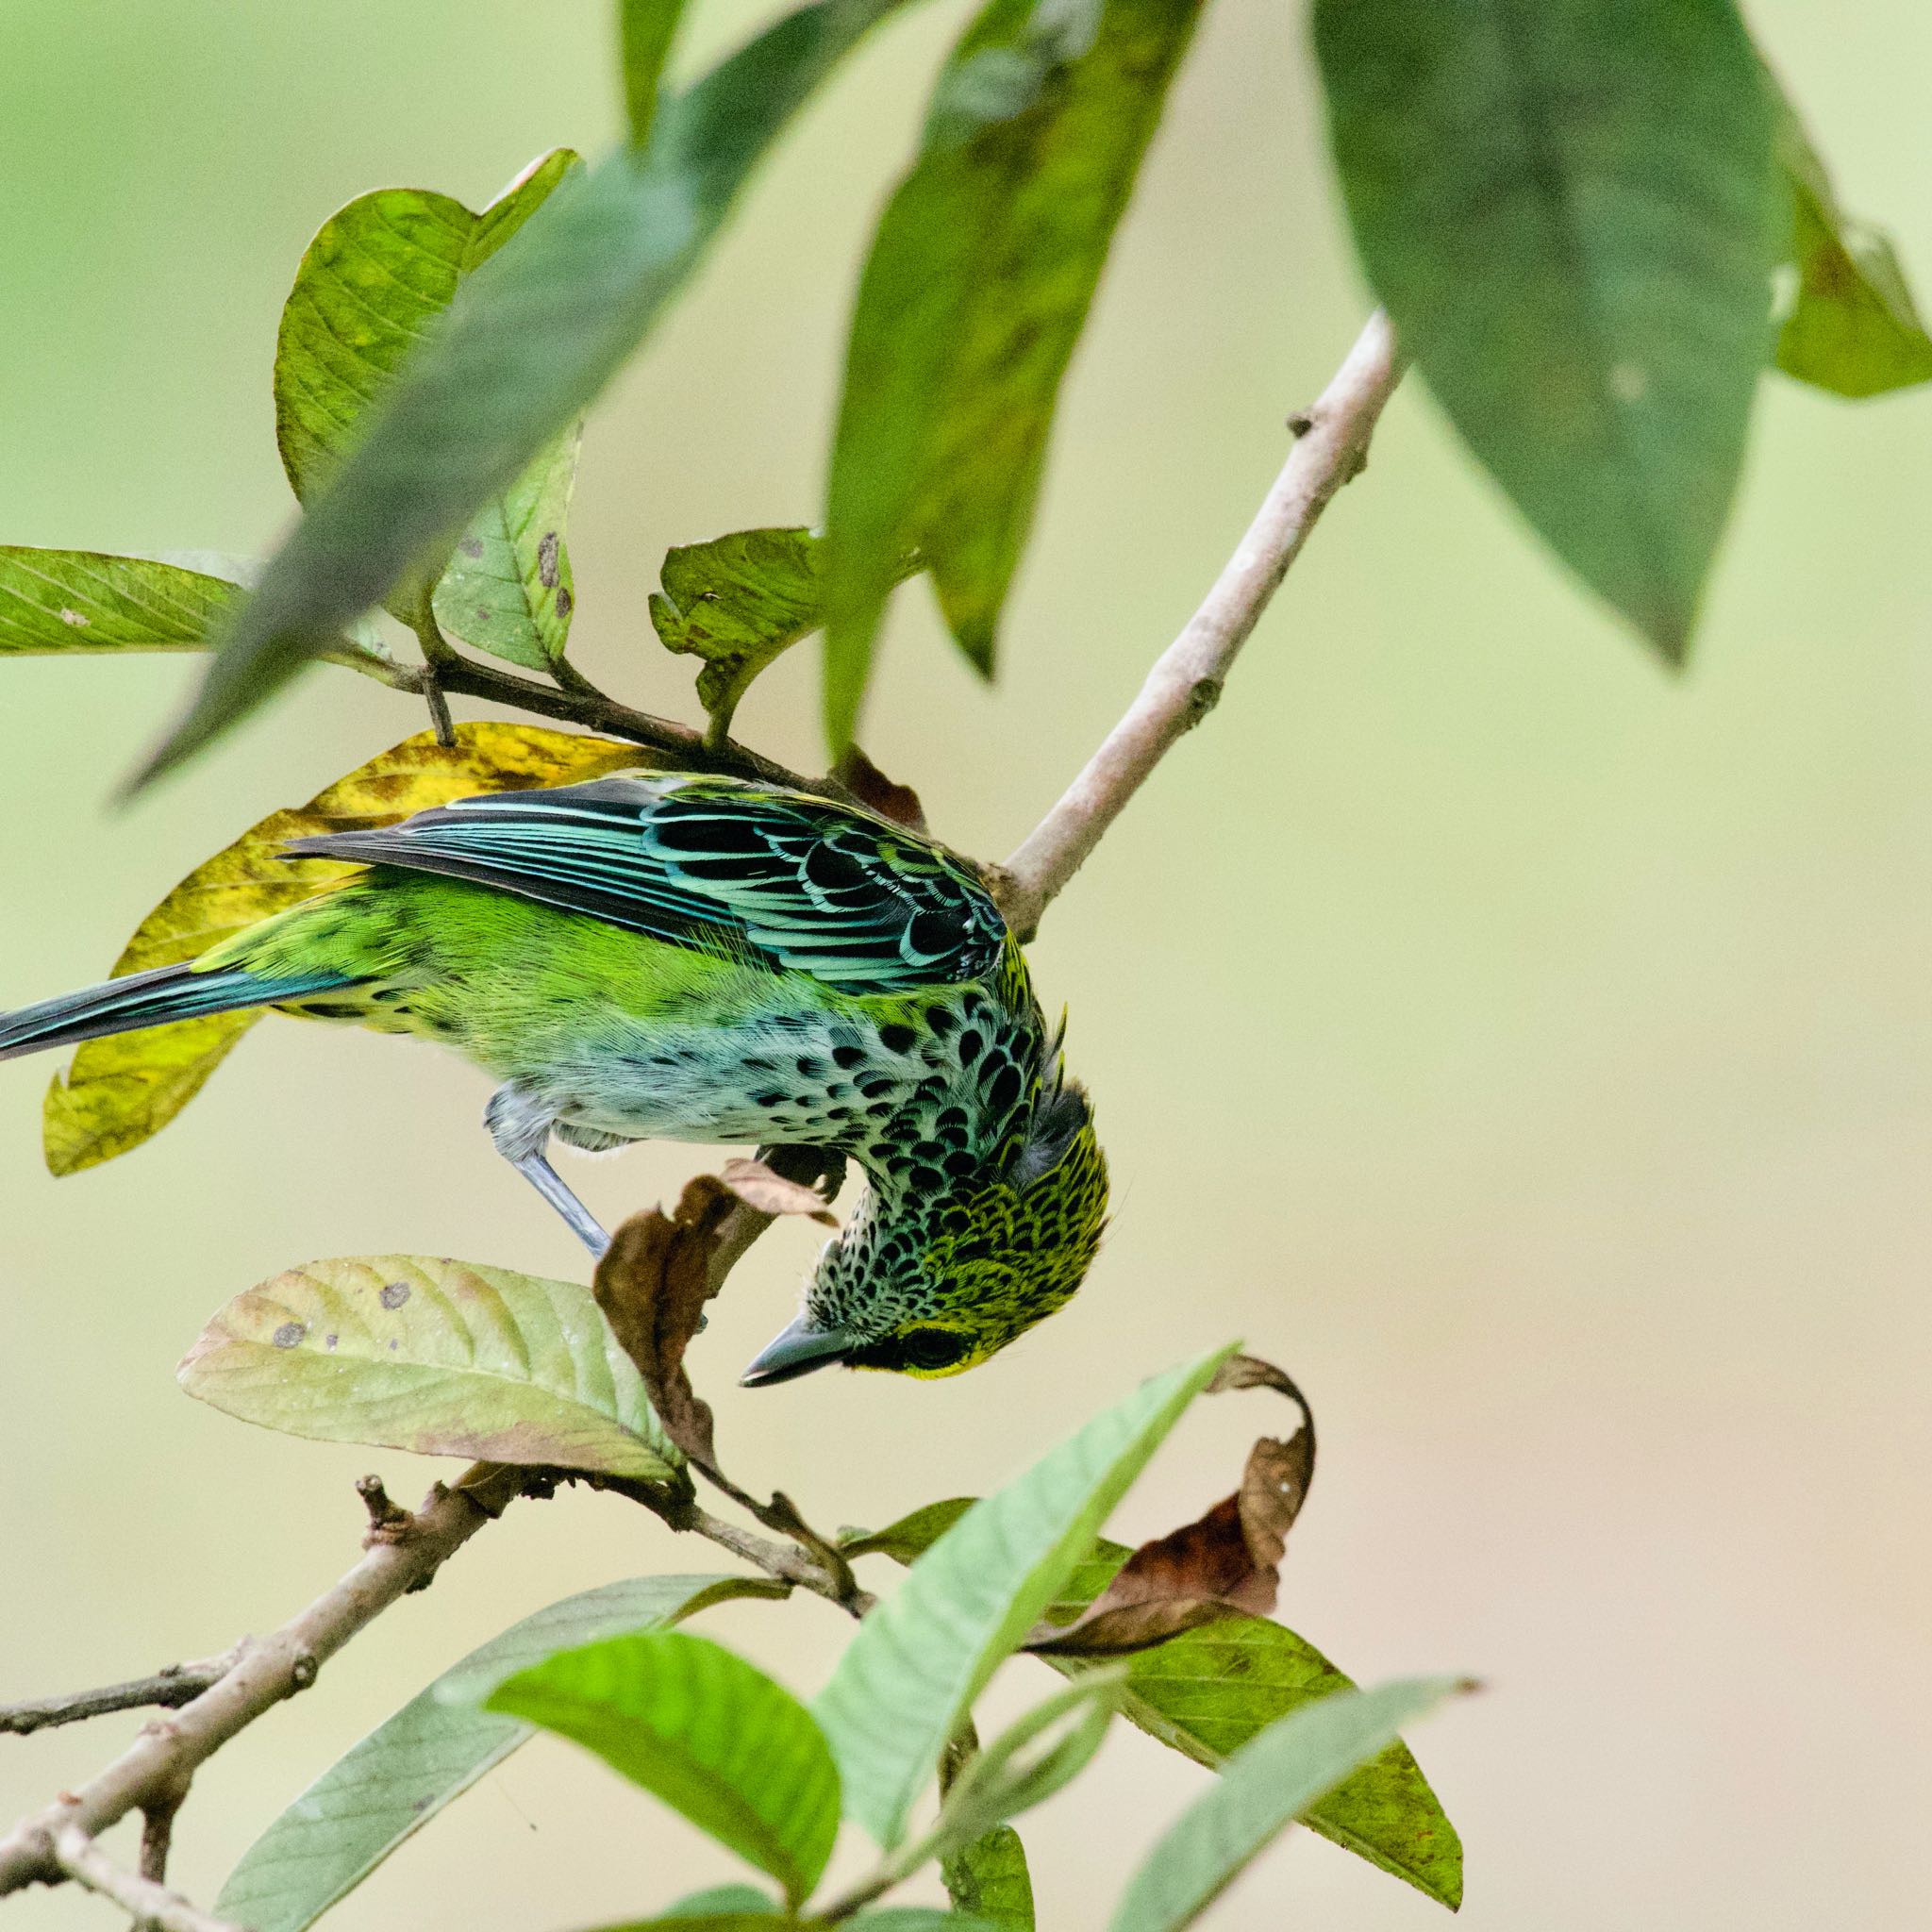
[
  {"left": 140, "top": 0, "right": 924, "bottom": 788},
  {"left": 177, "top": 1253, "right": 681, "bottom": 1480},
  {"left": 273, "top": 151, "right": 583, "bottom": 659},
  {"left": 1108, "top": 1678, "right": 1466, "bottom": 1932},
  {"left": 1314, "top": 0, "right": 1780, "bottom": 661},
  {"left": 823, "top": 0, "right": 1206, "bottom": 745},
  {"left": 839, "top": 1497, "right": 976, "bottom": 1562},
  {"left": 851, "top": 1917, "right": 997, "bottom": 1930},
  {"left": 214, "top": 1575, "right": 783, "bottom": 1932},
  {"left": 575, "top": 1917, "right": 785, "bottom": 1931},
  {"left": 941, "top": 1824, "right": 1035, "bottom": 1932},
  {"left": 431, "top": 422, "right": 583, "bottom": 671},
  {"left": 580, "top": 1917, "right": 990, "bottom": 1932},
  {"left": 930, "top": 1673, "right": 1122, "bottom": 1856},
  {"left": 483, "top": 1629, "right": 840, "bottom": 1906},
  {"left": 622, "top": 0, "right": 691, "bottom": 147},
  {"left": 815, "top": 1342, "right": 1235, "bottom": 1846},
  {"left": 661, "top": 1887, "right": 783, "bottom": 1917},
  {"left": 857, "top": 1522, "right": 1462, "bottom": 1910},
  {"left": 649, "top": 527, "right": 920, "bottom": 744},
  {"left": 1773, "top": 86, "right": 1932, "bottom": 398},
  {"left": 0, "top": 549, "right": 235, "bottom": 656},
  {"left": 44, "top": 724, "right": 641, "bottom": 1174}
]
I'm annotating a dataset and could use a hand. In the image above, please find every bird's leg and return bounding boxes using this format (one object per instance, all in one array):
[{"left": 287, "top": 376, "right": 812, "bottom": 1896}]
[{"left": 485, "top": 1083, "right": 612, "bottom": 1261}]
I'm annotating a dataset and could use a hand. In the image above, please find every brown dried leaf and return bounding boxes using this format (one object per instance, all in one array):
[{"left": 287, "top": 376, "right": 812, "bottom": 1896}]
[
  {"left": 719, "top": 1157, "right": 840, "bottom": 1226},
  {"left": 833, "top": 744, "right": 926, "bottom": 831},
  {"left": 592, "top": 1174, "right": 741, "bottom": 1472},
  {"left": 1026, "top": 1351, "right": 1316, "bottom": 1658}
]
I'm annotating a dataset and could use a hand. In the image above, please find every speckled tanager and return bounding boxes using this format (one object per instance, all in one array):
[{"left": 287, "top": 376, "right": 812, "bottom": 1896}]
[{"left": 1, "top": 774, "right": 1108, "bottom": 1384}]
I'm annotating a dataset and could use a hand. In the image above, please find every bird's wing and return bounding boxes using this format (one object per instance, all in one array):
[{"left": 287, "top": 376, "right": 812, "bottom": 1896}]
[{"left": 282, "top": 774, "right": 1008, "bottom": 991}]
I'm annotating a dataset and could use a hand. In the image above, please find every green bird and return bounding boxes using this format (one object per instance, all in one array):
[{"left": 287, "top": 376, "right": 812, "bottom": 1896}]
[{"left": 1, "top": 774, "right": 1108, "bottom": 1384}]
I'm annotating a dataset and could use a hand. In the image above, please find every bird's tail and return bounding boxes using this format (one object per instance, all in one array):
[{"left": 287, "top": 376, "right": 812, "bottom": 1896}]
[{"left": 0, "top": 961, "right": 351, "bottom": 1062}]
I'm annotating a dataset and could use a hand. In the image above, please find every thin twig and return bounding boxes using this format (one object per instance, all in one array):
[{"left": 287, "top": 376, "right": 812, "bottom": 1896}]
[
  {"left": 0, "top": 1463, "right": 527, "bottom": 1896},
  {"left": 0, "top": 1655, "right": 238, "bottom": 1738},
  {"left": 140, "top": 1790, "right": 182, "bottom": 1887},
  {"left": 993, "top": 310, "right": 1403, "bottom": 938},
  {"left": 53, "top": 1826, "right": 241, "bottom": 1932}
]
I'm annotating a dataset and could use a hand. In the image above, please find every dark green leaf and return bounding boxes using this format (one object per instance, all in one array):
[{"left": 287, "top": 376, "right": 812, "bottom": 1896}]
[
  {"left": 178, "top": 1253, "right": 682, "bottom": 1480},
  {"left": 815, "top": 1343, "right": 1235, "bottom": 1846},
  {"left": 941, "top": 1824, "right": 1034, "bottom": 1932},
  {"left": 140, "top": 0, "right": 923, "bottom": 787},
  {"left": 214, "top": 1575, "right": 783, "bottom": 1932},
  {"left": 484, "top": 1629, "right": 840, "bottom": 1905},
  {"left": 823, "top": 0, "right": 1206, "bottom": 744},
  {"left": 622, "top": 0, "right": 691, "bottom": 147},
  {"left": 1109, "top": 1679, "right": 1467, "bottom": 1932},
  {"left": 1773, "top": 86, "right": 1932, "bottom": 397},
  {"left": 1315, "top": 0, "right": 1780, "bottom": 660}
]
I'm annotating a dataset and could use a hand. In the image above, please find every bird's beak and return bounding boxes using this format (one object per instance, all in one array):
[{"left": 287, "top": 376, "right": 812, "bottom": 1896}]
[{"left": 739, "top": 1314, "right": 856, "bottom": 1388}]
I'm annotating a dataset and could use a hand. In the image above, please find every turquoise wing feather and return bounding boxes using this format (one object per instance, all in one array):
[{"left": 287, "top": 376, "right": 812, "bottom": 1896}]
[{"left": 283, "top": 774, "right": 1008, "bottom": 992}]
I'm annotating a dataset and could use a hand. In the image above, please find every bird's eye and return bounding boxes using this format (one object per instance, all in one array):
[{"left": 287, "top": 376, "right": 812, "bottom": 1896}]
[{"left": 899, "top": 1327, "right": 971, "bottom": 1372}]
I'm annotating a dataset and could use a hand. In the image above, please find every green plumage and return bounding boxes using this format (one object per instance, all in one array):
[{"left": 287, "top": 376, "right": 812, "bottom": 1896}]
[{"left": 2, "top": 774, "right": 1108, "bottom": 1380}]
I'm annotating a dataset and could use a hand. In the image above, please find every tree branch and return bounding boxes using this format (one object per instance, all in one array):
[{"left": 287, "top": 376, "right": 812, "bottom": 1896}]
[
  {"left": 0, "top": 1654, "right": 238, "bottom": 1738},
  {"left": 0, "top": 1462, "right": 527, "bottom": 1897},
  {"left": 992, "top": 310, "right": 1402, "bottom": 938},
  {"left": 53, "top": 1826, "right": 241, "bottom": 1932}
]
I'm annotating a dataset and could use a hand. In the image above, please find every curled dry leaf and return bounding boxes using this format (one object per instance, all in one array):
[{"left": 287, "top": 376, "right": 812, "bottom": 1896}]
[
  {"left": 1026, "top": 1352, "right": 1315, "bottom": 1657},
  {"left": 719, "top": 1157, "right": 840, "bottom": 1226},
  {"left": 593, "top": 1174, "right": 740, "bottom": 1474},
  {"left": 593, "top": 1153, "right": 845, "bottom": 1473},
  {"left": 833, "top": 744, "right": 927, "bottom": 832}
]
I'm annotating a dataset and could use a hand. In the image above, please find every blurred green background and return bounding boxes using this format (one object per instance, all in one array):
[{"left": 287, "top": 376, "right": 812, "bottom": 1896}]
[{"left": 3, "top": 1, "right": 1928, "bottom": 1925}]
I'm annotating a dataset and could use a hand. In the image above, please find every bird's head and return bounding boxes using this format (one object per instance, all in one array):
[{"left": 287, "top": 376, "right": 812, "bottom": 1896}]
[{"left": 740, "top": 1075, "right": 1108, "bottom": 1385}]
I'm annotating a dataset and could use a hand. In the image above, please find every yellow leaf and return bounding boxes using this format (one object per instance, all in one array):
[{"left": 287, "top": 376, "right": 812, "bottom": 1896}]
[{"left": 44, "top": 723, "right": 646, "bottom": 1174}]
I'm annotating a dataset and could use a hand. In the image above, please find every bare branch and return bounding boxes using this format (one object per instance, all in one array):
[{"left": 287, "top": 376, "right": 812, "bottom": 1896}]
[
  {"left": 0, "top": 1655, "right": 237, "bottom": 1738},
  {"left": 53, "top": 1826, "right": 241, "bottom": 1932},
  {"left": 993, "top": 310, "right": 1403, "bottom": 937},
  {"left": 0, "top": 1463, "right": 526, "bottom": 1897}
]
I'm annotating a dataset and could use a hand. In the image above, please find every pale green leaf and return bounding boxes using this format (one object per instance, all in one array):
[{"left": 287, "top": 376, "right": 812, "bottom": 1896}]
[
  {"left": 432, "top": 422, "right": 583, "bottom": 671},
  {"left": 178, "top": 1253, "right": 681, "bottom": 1480},
  {"left": 0, "top": 549, "right": 234, "bottom": 656},
  {"left": 44, "top": 723, "right": 640, "bottom": 1174},
  {"left": 140, "top": 0, "right": 924, "bottom": 787},
  {"left": 823, "top": 0, "right": 1205, "bottom": 745},
  {"left": 1314, "top": 0, "right": 1780, "bottom": 660},
  {"left": 1108, "top": 1678, "right": 1466, "bottom": 1932},
  {"left": 215, "top": 1575, "right": 783, "bottom": 1932},
  {"left": 1773, "top": 84, "right": 1932, "bottom": 397},
  {"left": 930, "top": 1672, "right": 1120, "bottom": 1856},
  {"left": 815, "top": 1342, "right": 1235, "bottom": 1846},
  {"left": 483, "top": 1629, "right": 839, "bottom": 1906}
]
